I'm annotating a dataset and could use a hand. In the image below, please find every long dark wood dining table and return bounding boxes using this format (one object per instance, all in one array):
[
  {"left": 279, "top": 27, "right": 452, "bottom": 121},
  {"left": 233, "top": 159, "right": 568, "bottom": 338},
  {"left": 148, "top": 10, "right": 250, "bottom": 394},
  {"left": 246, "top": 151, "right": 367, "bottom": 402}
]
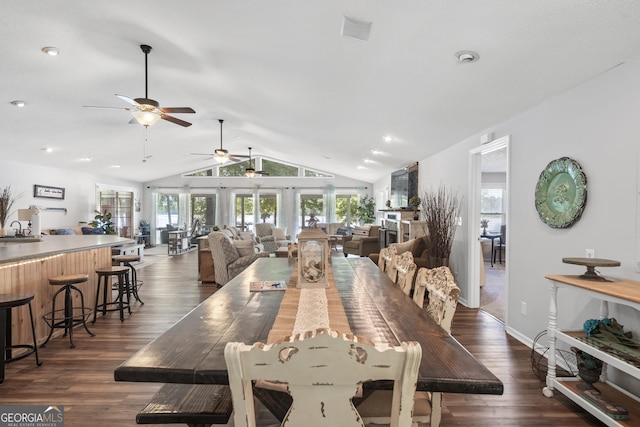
[{"left": 115, "top": 257, "right": 503, "bottom": 404}]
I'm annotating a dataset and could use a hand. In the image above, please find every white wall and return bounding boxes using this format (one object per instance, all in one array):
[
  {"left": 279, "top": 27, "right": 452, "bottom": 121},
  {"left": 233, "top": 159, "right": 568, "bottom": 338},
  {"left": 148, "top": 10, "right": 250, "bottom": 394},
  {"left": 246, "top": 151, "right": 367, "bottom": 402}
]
[
  {"left": 375, "top": 56, "right": 640, "bottom": 347},
  {"left": 0, "top": 159, "right": 143, "bottom": 231}
]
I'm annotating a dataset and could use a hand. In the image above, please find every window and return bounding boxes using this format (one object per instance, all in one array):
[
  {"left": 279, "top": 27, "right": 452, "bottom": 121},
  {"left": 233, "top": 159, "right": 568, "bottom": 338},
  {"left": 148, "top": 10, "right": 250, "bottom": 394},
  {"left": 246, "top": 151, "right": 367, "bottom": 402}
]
[
  {"left": 262, "top": 159, "right": 298, "bottom": 176},
  {"left": 191, "top": 194, "right": 216, "bottom": 228},
  {"left": 300, "top": 195, "right": 324, "bottom": 227},
  {"left": 235, "top": 194, "right": 254, "bottom": 231},
  {"left": 258, "top": 194, "right": 277, "bottom": 224},
  {"left": 480, "top": 188, "right": 504, "bottom": 233},
  {"left": 156, "top": 194, "right": 179, "bottom": 228},
  {"left": 336, "top": 194, "right": 358, "bottom": 227}
]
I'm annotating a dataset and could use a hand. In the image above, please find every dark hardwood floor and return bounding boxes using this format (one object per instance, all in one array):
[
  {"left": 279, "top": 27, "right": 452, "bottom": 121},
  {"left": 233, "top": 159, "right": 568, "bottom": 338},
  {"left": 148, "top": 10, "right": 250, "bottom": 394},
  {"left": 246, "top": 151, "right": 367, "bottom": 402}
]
[{"left": 1, "top": 249, "right": 602, "bottom": 426}]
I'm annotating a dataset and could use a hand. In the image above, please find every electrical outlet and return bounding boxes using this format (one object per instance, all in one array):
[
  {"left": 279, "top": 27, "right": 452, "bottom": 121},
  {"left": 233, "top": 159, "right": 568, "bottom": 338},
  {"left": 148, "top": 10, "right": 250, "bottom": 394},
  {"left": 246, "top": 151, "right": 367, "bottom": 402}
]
[
  {"left": 521, "top": 302, "right": 527, "bottom": 316},
  {"left": 586, "top": 249, "right": 595, "bottom": 258}
]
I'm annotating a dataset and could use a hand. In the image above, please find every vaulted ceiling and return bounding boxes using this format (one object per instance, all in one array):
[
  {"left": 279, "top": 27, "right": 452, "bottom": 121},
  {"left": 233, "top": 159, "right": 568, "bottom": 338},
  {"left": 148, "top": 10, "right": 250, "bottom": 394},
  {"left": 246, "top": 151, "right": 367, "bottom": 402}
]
[{"left": 3, "top": 1, "right": 640, "bottom": 183}]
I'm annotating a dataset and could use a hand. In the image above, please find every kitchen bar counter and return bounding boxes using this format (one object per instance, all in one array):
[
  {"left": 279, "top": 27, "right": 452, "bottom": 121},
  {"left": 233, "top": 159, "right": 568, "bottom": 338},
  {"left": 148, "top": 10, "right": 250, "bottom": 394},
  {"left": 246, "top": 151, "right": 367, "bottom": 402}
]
[
  {"left": 0, "top": 234, "right": 132, "bottom": 264},
  {"left": 0, "top": 235, "right": 133, "bottom": 349}
]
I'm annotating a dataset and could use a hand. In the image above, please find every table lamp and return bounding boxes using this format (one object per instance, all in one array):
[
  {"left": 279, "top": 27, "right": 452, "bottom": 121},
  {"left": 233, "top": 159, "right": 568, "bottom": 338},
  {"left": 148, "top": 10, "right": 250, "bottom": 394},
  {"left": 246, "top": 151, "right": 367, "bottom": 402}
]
[{"left": 18, "top": 208, "right": 36, "bottom": 235}]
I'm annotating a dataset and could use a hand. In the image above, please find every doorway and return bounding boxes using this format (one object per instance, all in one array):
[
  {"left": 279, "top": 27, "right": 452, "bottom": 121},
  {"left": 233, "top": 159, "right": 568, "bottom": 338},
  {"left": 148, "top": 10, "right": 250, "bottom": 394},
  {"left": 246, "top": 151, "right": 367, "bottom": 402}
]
[{"left": 467, "top": 136, "right": 510, "bottom": 323}]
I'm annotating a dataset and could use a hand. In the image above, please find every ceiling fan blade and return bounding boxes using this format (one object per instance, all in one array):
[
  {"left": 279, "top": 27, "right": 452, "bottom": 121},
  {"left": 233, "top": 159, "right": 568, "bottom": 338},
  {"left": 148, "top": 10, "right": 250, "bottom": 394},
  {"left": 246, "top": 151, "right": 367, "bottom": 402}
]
[
  {"left": 161, "top": 114, "right": 192, "bottom": 127},
  {"left": 83, "top": 105, "right": 133, "bottom": 111},
  {"left": 116, "top": 94, "right": 141, "bottom": 106},
  {"left": 229, "top": 154, "right": 250, "bottom": 161},
  {"left": 161, "top": 107, "right": 195, "bottom": 114},
  {"left": 256, "top": 171, "right": 269, "bottom": 175}
]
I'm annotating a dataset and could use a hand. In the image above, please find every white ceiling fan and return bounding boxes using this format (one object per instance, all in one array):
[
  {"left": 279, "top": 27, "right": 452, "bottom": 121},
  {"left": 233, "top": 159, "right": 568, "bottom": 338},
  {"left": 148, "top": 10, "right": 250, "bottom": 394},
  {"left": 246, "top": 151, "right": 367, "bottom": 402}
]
[
  {"left": 191, "top": 119, "right": 249, "bottom": 163},
  {"left": 84, "top": 44, "right": 195, "bottom": 127},
  {"left": 244, "top": 147, "right": 268, "bottom": 177}
]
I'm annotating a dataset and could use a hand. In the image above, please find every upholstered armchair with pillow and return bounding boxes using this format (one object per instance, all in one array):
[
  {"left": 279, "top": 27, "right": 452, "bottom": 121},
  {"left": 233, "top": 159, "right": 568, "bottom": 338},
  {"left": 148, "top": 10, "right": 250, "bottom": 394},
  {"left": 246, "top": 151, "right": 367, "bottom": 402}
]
[
  {"left": 208, "top": 231, "right": 268, "bottom": 285},
  {"left": 220, "top": 226, "right": 265, "bottom": 253},
  {"left": 369, "top": 236, "right": 430, "bottom": 270},
  {"left": 254, "top": 223, "right": 291, "bottom": 253},
  {"left": 342, "top": 225, "right": 380, "bottom": 257}
]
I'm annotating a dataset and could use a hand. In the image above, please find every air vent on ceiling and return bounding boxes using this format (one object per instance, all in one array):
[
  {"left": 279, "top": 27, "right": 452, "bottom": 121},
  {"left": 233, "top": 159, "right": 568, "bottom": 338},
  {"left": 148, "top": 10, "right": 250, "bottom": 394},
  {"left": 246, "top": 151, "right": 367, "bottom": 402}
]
[{"left": 341, "top": 16, "right": 372, "bottom": 42}]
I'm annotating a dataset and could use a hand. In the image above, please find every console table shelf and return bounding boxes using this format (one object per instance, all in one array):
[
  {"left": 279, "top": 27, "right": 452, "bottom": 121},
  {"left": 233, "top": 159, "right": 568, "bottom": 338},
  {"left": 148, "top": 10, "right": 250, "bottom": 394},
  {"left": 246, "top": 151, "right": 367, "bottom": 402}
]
[{"left": 543, "top": 274, "right": 640, "bottom": 426}]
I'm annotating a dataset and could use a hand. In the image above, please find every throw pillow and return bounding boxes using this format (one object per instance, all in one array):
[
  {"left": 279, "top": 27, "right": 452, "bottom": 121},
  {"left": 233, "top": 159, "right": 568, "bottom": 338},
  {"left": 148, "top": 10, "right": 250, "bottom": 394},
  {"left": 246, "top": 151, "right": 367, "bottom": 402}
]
[
  {"left": 50, "top": 228, "right": 75, "bottom": 235},
  {"left": 234, "top": 239, "right": 255, "bottom": 257},
  {"left": 272, "top": 227, "right": 287, "bottom": 240},
  {"left": 238, "top": 231, "right": 256, "bottom": 243},
  {"left": 81, "top": 227, "right": 105, "bottom": 235}
]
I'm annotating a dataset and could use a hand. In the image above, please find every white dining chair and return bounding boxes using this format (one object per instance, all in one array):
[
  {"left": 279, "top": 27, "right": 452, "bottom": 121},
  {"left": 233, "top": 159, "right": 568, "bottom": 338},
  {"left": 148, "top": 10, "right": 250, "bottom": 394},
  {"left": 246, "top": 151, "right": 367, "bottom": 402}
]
[
  {"left": 394, "top": 251, "right": 417, "bottom": 295},
  {"left": 225, "top": 328, "right": 422, "bottom": 427},
  {"left": 360, "top": 266, "right": 460, "bottom": 427}
]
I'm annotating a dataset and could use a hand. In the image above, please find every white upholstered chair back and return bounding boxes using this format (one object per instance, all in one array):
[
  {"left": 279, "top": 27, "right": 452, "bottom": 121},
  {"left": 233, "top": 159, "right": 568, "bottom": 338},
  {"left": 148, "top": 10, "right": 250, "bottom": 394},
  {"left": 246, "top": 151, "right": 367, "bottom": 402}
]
[
  {"left": 394, "top": 251, "right": 417, "bottom": 296},
  {"left": 377, "top": 247, "right": 390, "bottom": 272},
  {"left": 225, "top": 328, "right": 421, "bottom": 427},
  {"left": 413, "top": 266, "right": 460, "bottom": 334},
  {"left": 384, "top": 245, "right": 399, "bottom": 282}
]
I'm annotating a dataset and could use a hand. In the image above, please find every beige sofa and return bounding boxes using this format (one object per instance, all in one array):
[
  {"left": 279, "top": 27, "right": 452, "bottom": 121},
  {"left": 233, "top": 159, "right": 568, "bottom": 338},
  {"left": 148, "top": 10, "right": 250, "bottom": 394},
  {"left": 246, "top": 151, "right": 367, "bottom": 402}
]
[{"left": 42, "top": 226, "right": 95, "bottom": 235}]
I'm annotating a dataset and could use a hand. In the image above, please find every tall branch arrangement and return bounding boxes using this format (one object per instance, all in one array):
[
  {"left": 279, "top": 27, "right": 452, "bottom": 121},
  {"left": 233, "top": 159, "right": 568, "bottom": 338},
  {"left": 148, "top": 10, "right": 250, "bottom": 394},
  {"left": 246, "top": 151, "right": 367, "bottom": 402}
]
[
  {"left": 420, "top": 185, "right": 462, "bottom": 261},
  {"left": 0, "top": 185, "right": 18, "bottom": 228}
]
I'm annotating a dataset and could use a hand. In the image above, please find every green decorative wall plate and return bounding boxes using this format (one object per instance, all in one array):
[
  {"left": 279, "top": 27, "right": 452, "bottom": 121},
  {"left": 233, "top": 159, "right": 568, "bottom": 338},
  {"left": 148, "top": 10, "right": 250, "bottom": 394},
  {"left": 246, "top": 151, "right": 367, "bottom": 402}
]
[{"left": 535, "top": 157, "right": 587, "bottom": 228}]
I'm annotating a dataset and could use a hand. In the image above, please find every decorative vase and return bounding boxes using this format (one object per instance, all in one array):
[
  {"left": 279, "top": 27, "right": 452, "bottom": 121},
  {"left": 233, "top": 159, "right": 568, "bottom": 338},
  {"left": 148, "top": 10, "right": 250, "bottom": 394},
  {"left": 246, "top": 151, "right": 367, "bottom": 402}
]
[
  {"left": 571, "top": 347, "right": 602, "bottom": 387},
  {"left": 482, "top": 226, "right": 487, "bottom": 236}
]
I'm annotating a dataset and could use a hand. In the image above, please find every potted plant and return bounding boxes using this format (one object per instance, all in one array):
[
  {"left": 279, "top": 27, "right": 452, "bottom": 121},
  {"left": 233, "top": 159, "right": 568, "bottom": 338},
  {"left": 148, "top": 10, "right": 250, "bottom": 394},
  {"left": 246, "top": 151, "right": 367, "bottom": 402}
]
[
  {"left": 0, "top": 185, "right": 19, "bottom": 236},
  {"left": 90, "top": 210, "right": 116, "bottom": 234},
  {"left": 420, "top": 185, "right": 462, "bottom": 268},
  {"left": 480, "top": 218, "right": 489, "bottom": 235},
  {"left": 355, "top": 195, "right": 376, "bottom": 225},
  {"left": 409, "top": 196, "right": 421, "bottom": 220}
]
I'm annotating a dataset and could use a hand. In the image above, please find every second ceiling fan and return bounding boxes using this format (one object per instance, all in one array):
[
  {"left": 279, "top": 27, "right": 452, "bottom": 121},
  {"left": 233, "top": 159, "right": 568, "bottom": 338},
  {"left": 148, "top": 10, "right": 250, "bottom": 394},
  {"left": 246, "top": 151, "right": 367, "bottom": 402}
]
[
  {"left": 191, "top": 119, "right": 249, "bottom": 163},
  {"left": 244, "top": 147, "right": 268, "bottom": 177}
]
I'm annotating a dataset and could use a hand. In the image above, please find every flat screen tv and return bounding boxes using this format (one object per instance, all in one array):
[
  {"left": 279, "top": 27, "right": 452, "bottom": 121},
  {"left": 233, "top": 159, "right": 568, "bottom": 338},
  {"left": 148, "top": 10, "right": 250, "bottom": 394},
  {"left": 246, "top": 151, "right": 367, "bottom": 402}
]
[{"left": 390, "top": 165, "right": 418, "bottom": 208}]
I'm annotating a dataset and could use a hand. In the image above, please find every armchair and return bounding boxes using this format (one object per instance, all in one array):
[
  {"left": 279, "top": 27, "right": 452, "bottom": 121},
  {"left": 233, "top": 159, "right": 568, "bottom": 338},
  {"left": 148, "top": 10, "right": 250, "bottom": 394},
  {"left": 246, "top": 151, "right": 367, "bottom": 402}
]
[
  {"left": 342, "top": 225, "right": 380, "bottom": 257},
  {"left": 254, "top": 223, "right": 291, "bottom": 253},
  {"left": 208, "top": 232, "right": 268, "bottom": 285}
]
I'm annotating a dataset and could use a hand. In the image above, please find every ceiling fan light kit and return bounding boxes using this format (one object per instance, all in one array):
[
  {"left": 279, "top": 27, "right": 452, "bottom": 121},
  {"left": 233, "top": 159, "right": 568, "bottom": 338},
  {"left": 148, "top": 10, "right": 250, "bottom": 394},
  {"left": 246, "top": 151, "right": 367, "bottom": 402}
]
[{"left": 132, "top": 110, "right": 161, "bottom": 127}]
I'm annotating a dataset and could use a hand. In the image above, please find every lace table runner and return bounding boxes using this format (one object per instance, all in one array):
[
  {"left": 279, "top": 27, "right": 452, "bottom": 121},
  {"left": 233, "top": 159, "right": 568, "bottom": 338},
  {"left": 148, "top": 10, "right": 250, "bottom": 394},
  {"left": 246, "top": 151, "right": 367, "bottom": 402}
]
[{"left": 267, "top": 262, "right": 351, "bottom": 343}]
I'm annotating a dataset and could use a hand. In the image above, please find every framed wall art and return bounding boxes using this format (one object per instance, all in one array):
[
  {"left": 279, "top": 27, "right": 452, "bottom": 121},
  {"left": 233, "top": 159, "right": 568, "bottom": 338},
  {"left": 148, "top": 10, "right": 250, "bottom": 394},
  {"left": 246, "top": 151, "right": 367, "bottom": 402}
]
[{"left": 34, "top": 184, "right": 65, "bottom": 200}]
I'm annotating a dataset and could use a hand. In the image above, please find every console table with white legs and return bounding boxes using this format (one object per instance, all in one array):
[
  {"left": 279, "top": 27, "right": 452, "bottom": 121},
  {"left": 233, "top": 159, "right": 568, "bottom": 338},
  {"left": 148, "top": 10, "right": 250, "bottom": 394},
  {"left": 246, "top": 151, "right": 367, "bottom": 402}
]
[{"left": 543, "top": 274, "right": 640, "bottom": 426}]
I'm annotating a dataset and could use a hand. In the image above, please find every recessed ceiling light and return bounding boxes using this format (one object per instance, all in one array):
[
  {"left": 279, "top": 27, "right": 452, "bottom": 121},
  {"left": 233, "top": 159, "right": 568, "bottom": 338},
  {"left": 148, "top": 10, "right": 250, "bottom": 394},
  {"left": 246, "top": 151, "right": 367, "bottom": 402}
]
[
  {"left": 110, "top": 164, "right": 121, "bottom": 168},
  {"left": 357, "top": 165, "right": 367, "bottom": 170},
  {"left": 382, "top": 135, "right": 393, "bottom": 143},
  {"left": 455, "top": 50, "right": 479, "bottom": 63},
  {"left": 78, "top": 157, "right": 93, "bottom": 162},
  {"left": 41, "top": 46, "right": 60, "bottom": 56},
  {"left": 40, "top": 147, "right": 53, "bottom": 153},
  {"left": 362, "top": 158, "right": 374, "bottom": 164},
  {"left": 10, "top": 100, "right": 27, "bottom": 107},
  {"left": 371, "top": 149, "right": 383, "bottom": 155}
]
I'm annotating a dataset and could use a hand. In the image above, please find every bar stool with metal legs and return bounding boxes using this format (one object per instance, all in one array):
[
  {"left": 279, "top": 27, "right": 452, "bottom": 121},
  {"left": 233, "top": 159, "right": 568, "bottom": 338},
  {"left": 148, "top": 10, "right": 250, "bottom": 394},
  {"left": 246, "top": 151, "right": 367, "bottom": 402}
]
[
  {"left": 94, "top": 266, "right": 132, "bottom": 322},
  {"left": 42, "top": 274, "right": 94, "bottom": 349},
  {"left": 0, "top": 293, "right": 42, "bottom": 384},
  {"left": 112, "top": 254, "right": 144, "bottom": 304}
]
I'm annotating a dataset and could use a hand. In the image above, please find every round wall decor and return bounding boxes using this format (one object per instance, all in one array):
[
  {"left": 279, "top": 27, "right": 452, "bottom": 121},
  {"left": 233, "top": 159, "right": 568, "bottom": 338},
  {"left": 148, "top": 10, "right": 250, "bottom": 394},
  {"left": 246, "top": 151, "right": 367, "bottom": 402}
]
[{"left": 534, "top": 157, "right": 587, "bottom": 228}]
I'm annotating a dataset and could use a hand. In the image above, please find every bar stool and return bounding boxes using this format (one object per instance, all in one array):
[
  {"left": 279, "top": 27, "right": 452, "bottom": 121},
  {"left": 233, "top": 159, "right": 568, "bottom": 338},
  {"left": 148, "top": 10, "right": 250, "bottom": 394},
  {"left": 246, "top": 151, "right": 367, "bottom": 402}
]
[
  {"left": 0, "top": 293, "right": 42, "bottom": 383},
  {"left": 42, "top": 274, "right": 94, "bottom": 349},
  {"left": 112, "top": 254, "right": 144, "bottom": 304},
  {"left": 94, "top": 266, "right": 131, "bottom": 322}
]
